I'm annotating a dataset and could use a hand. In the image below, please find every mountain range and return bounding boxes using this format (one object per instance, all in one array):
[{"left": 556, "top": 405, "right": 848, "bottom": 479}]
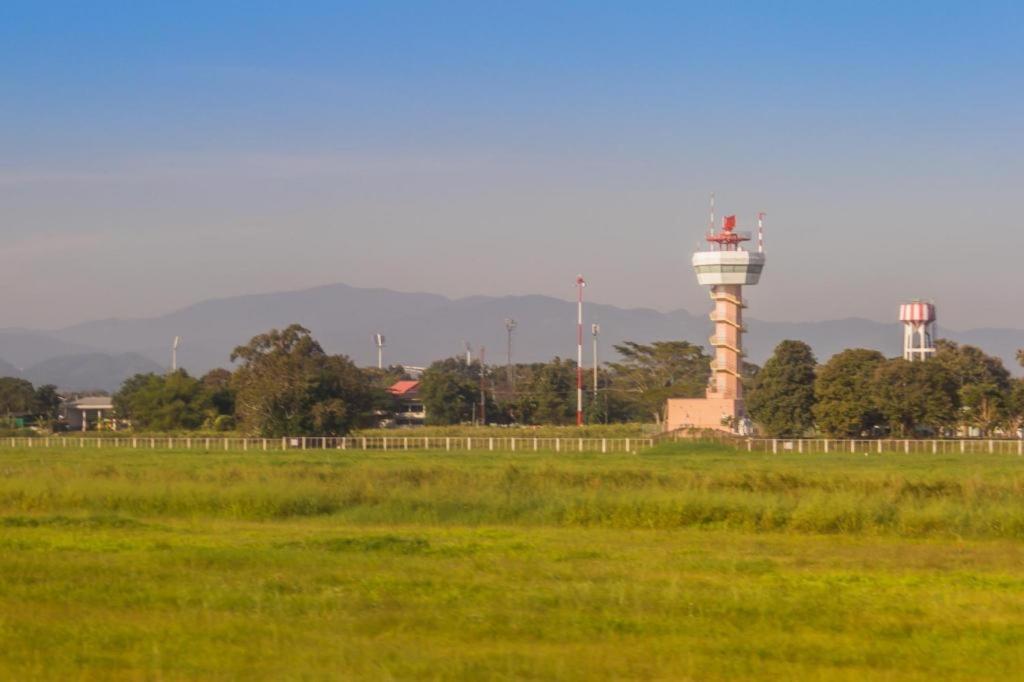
[{"left": 2, "top": 282, "right": 1022, "bottom": 392}]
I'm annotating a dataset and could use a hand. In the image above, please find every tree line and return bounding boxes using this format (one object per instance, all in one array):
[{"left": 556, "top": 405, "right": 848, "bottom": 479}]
[
  {"left": 747, "top": 340, "right": 1024, "bottom": 437},
  {"left": 2, "top": 322, "right": 1022, "bottom": 438}
]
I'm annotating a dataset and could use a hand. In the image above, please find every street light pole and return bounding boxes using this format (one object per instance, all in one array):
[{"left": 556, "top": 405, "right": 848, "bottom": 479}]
[
  {"left": 591, "top": 323, "right": 600, "bottom": 399},
  {"left": 505, "top": 318, "right": 517, "bottom": 391}
]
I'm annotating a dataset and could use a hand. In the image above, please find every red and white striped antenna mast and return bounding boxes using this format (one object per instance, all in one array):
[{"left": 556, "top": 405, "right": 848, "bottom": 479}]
[
  {"left": 757, "top": 212, "right": 765, "bottom": 253},
  {"left": 575, "top": 274, "right": 586, "bottom": 427},
  {"left": 708, "top": 192, "right": 716, "bottom": 240}
]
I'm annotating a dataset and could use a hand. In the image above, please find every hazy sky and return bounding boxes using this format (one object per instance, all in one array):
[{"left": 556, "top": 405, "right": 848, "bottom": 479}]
[{"left": 2, "top": 2, "right": 1022, "bottom": 331}]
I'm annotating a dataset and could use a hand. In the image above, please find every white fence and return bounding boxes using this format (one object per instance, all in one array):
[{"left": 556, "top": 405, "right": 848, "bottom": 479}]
[
  {"left": 0, "top": 436, "right": 655, "bottom": 454},
  {"left": 2, "top": 435, "right": 1022, "bottom": 456},
  {"left": 740, "top": 438, "right": 1024, "bottom": 455}
]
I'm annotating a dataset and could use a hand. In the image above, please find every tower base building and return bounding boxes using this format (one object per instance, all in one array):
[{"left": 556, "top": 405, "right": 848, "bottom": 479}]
[{"left": 665, "top": 210, "right": 765, "bottom": 434}]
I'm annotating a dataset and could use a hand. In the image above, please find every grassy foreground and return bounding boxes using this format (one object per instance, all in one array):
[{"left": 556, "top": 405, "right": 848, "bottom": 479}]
[{"left": 1, "top": 444, "right": 1023, "bottom": 680}]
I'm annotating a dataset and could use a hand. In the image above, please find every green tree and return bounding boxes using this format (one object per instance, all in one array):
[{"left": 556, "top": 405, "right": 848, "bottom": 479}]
[
  {"left": 933, "top": 340, "right": 1012, "bottom": 434},
  {"left": 606, "top": 341, "right": 710, "bottom": 424},
  {"left": 199, "top": 368, "right": 236, "bottom": 430},
  {"left": 746, "top": 340, "right": 817, "bottom": 437},
  {"left": 524, "top": 358, "right": 576, "bottom": 425},
  {"left": 0, "top": 377, "right": 37, "bottom": 419},
  {"left": 419, "top": 358, "right": 480, "bottom": 425},
  {"left": 872, "top": 359, "right": 958, "bottom": 436},
  {"left": 813, "top": 349, "right": 886, "bottom": 437},
  {"left": 230, "top": 325, "right": 372, "bottom": 436},
  {"left": 33, "top": 384, "right": 62, "bottom": 429},
  {"left": 1007, "top": 379, "right": 1024, "bottom": 436},
  {"left": 113, "top": 370, "right": 210, "bottom": 431}
]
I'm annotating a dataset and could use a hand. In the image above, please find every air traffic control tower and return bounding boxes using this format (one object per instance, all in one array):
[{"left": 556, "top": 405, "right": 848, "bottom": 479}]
[{"left": 665, "top": 210, "right": 765, "bottom": 433}]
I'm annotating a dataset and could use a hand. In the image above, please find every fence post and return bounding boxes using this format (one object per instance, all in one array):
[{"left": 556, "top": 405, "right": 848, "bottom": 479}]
[
  {"left": 602, "top": 438, "right": 607, "bottom": 454},
  {"left": 798, "top": 440, "right": 803, "bottom": 454},
  {"left": 446, "top": 437, "right": 450, "bottom": 452},
  {"left": 511, "top": 438, "right": 516, "bottom": 452},
  {"left": 556, "top": 438, "right": 561, "bottom": 453},
  {"left": 489, "top": 437, "right": 494, "bottom": 452},
  {"left": 578, "top": 438, "right": 583, "bottom": 452},
  {"left": 989, "top": 440, "right": 994, "bottom": 454},
  {"left": 466, "top": 437, "right": 471, "bottom": 451},
  {"left": 772, "top": 439, "right": 777, "bottom": 454},
  {"left": 535, "top": 438, "right": 540, "bottom": 452}
]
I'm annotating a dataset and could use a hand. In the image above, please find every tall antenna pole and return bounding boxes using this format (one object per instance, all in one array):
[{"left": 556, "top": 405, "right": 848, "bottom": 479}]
[
  {"left": 575, "top": 275, "right": 586, "bottom": 426},
  {"left": 591, "top": 324, "right": 600, "bottom": 399},
  {"left": 374, "top": 333, "right": 386, "bottom": 370},
  {"left": 505, "top": 318, "right": 517, "bottom": 391},
  {"left": 464, "top": 341, "right": 472, "bottom": 365},
  {"left": 758, "top": 212, "right": 765, "bottom": 253},
  {"left": 709, "top": 192, "right": 716, "bottom": 239},
  {"left": 479, "top": 346, "right": 486, "bottom": 426}
]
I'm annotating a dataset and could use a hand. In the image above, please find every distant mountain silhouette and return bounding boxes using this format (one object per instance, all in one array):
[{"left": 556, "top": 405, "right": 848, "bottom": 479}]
[
  {"left": 1, "top": 282, "right": 1022, "bottom": 390},
  {"left": 20, "top": 353, "right": 164, "bottom": 393},
  {"left": 0, "top": 357, "right": 21, "bottom": 379}
]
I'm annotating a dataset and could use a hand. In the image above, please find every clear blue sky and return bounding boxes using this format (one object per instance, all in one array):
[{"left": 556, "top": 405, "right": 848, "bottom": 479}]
[{"left": 2, "top": 1, "right": 1022, "bottom": 330}]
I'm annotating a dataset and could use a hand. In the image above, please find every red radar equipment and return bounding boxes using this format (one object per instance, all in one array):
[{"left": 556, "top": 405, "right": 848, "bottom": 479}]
[{"left": 706, "top": 215, "right": 751, "bottom": 250}]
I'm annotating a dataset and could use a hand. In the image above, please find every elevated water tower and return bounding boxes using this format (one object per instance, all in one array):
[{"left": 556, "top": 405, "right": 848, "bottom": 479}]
[{"left": 900, "top": 301, "right": 936, "bottom": 361}]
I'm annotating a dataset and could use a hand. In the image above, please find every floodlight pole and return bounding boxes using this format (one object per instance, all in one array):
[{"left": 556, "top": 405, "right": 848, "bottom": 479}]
[
  {"left": 479, "top": 346, "right": 486, "bottom": 426},
  {"left": 374, "top": 333, "right": 386, "bottom": 370},
  {"left": 171, "top": 336, "right": 181, "bottom": 373},
  {"left": 505, "top": 318, "right": 517, "bottom": 390},
  {"left": 591, "top": 323, "right": 600, "bottom": 399}
]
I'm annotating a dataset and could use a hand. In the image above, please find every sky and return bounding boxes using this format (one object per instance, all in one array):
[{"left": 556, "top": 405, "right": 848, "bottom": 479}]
[{"left": 1, "top": 1, "right": 1022, "bottom": 331}]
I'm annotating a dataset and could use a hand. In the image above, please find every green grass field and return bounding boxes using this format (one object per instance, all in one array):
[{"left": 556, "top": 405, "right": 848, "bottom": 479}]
[{"left": 1, "top": 443, "right": 1023, "bottom": 680}]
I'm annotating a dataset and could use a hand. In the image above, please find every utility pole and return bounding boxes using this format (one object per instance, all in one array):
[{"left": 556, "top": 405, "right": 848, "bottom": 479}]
[
  {"left": 575, "top": 275, "right": 586, "bottom": 426},
  {"left": 591, "top": 324, "right": 600, "bottom": 399},
  {"left": 505, "top": 318, "right": 517, "bottom": 391},
  {"left": 479, "top": 346, "right": 486, "bottom": 426},
  {"left": 464, "top": 341, "right": 472, "bottom": 365}
]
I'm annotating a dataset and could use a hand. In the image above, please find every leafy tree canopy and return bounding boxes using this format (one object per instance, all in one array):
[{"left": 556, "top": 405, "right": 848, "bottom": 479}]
[
  {"left": 606, "top": 341, "right": 710, "bottom": 424},
  {"left": 230, "top": 325, "right": 372, "bottom": 436},
  {"left": 113, "top": 370, "right": 209, "bottom": 431},
  {"left": 419, "top": 357, "right": 481, "bottom": 426},
  {"left": 872, "top": 359, "right": 959, "bottom": 436},
  {"left": 813, "top": 349, "right": 886, "bottom": 437},
  {"left": 746, "top": 340, "right": 817, "bottom": 437},
  {"left": 0, "top": 377, "right": 38, "bottom": 417}
]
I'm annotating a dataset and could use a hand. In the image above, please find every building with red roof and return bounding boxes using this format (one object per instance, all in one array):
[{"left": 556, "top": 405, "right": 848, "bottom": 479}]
[{"left": 387, "top": 380, "right": 426, "bottom": 426}]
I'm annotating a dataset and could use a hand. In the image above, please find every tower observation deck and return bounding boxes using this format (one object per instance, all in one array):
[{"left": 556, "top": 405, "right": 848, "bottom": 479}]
[{"left": 666, "top": 211, "right": 766, "bottom": 434}]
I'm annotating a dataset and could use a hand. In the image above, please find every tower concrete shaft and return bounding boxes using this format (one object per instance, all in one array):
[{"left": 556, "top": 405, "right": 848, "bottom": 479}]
[{"left": 708, "top": 285, "right": 745, "bottom": 399}]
